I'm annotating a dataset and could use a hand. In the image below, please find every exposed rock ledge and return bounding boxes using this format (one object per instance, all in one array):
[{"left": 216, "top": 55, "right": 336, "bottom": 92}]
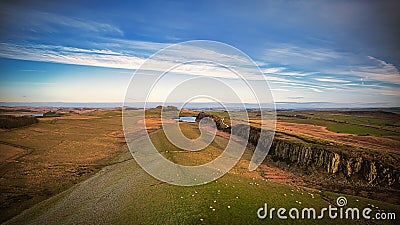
[{"left": 196, "top": 112, "right": 399, "bottom": 188}]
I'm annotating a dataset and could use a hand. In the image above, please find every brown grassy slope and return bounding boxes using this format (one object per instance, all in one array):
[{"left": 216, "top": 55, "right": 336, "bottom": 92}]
[{"left": 0, "top": 110, "right": 130, "bottom": 223}]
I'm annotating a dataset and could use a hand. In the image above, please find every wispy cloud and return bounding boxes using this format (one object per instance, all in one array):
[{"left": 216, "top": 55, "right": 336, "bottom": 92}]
[
  {"left": 264, "top": 44, "right": 340, "bottom": 63},
  {"left": 314, "top": 77, "right": 350, "bottom": 83},
  {"left": 259, "top": 43, "right": 400, "bottom": 101},
  {"left": 1, "top": 40, "right": 398, "bottom": 103},
  {"left": 309, "top": 87, "right": 323, "bottom": 93},
  {"left": 98, "top": 38, "right": 172, "bottom": 53},
  {"left": 0, "top": 42, "right": 266, "bottom": 81},
  {"left": 350, "top": 56, "right": 400, "bottom": 85},
  {"left": 1, "top": 7, "right": 124, "bottom": 37},
  {"left": 275, "top": 71, "right": 317, "bottom": 77},
  {"left": 288, "top": 96, "right": 304, "bottom": 99},
  {"left": 44, "top": 12, "right": 124, "bottom": 36},
  {"left": 263, "top": 67, "right": 285, "bottom": 74},
  {"left": 56, "top": 46, "right": 123, "bottom": 55},
  {"left": 0, "top": 43, "right": 144, "bottom": 69},
  {"left": 264, "top": 75, "right": 291, "bottom": 83}
]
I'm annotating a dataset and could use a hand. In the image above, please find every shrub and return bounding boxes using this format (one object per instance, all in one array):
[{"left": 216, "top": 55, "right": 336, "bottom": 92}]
[{"left": 0, "top": 115, "right": 39, "bottom": 129}]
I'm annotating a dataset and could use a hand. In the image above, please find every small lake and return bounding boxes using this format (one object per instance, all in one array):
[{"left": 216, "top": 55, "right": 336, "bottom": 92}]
[
  {"left": 175, "top": 116, "right": 197, "bottom": 122},
  {"left": 22, "top": 113, "right": 44, "bottom": 117}
]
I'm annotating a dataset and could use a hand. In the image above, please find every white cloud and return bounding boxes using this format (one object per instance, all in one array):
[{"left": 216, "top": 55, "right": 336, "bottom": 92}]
[
  {"left": 58, "top": 46, "right": 123, "bottom": 55},
  {"left": 309, "top": 87, "right": 323, "bottom": 93},
  {"left": 1, "top": 39, "right": 398, "bottom": 102},
  {"left": 0, "top": 42, "right": 267, "bottom": 81},
  {"left": 263, "top": 67, "right": 285, "bottom": 74},
  {"left": 275, "top": 71, "right": 317, "bottom": 76},
  {"left": 314, "top": 77, "right": 350, "bottom": 83},
  {"left": 0, "top": 43, "right": 144, "bottom": 69},
  {"left": 99, "top": 38, "right": 172, "bottom": 52},
  {"left": 264, "top": 75, "right": 291, "bottom": 83},
  {"left": 262, "top": 43, "right": 400, "bottom": 85},
  {"left": 269, "top": 79, "right": 329, "bottom": 90},
  {"left": 350, "top": 56, "right": 400, "bottom": 85},
  {"left": 48, "top": 13, "right": 124, "bottom": 36},
  {"left": 260, "top": 43, "right": 400, "bottom": 101},
  {"left": 264, "top": 44, "right": 341, "bottom": 63}
]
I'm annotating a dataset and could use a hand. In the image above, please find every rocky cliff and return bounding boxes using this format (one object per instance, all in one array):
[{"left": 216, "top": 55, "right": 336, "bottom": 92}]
[
  {"left": 196, "top": 112, "right": 231, "bottom": 132},
  {"left": 196, "top": 112, "right": 400, "bottom": 188},
  {"left": 268, "top": 138, "right": 399, "bottom": 187}
]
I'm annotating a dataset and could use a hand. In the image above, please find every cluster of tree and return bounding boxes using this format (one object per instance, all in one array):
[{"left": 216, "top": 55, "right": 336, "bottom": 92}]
[
  {"left": 0, "top": 115, "right": 39, "bottom": 129},
  {"left": 43, "top": 111, "right": 62, "bottom": 117}
]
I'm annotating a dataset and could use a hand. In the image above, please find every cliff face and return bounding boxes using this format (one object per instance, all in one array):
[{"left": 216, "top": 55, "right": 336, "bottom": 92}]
[
  {"left": 268, "top": 139, "right": 398, "bottom": 187},
  {"left": 196, "top": 112, "right": 231, "bottom": 132},
  {"left": 196, "top": 112, "right": 399, "bottom": 188}
]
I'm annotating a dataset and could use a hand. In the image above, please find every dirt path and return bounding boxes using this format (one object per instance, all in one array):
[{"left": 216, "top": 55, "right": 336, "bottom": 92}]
[{"left": 277, "top": 121, "right": 400, "bottom": 154}]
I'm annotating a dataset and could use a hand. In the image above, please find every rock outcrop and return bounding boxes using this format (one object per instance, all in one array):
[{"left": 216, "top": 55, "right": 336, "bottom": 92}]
[
  {"left": 196, "top": 112, "right": 231, "bottom": 132},
  {"left": 196, "top": 112, "right": 400, "bottom": 188},
  {"left": 267, "top": 138, "right": 399, "bottom": 187}
]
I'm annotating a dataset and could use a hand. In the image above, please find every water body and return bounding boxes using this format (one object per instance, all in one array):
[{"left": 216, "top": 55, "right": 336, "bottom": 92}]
[
  {"left": 22, "top": 114, "right": 44, "bottom": 117},
  {"left": 175, "top": 116, "right": 197, "bottom": 122}
]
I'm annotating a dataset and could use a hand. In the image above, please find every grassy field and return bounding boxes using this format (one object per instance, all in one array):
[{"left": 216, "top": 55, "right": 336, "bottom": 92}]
[
  {"left": 0, "top": 110, "right": 129, "bottom": 222},
  {"left": 3, "top": 120, "right": 400, "bottom": 224},
  {"left": 280, "top": 116, "right": 395, "bottom": 136},
  {"left": 277, "top": 110, "right": 400, "bottom": 137}
]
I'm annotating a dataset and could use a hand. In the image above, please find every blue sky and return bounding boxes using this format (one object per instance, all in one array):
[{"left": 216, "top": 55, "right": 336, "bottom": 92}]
[{"left": 0, "top": 0, "right": 399, "bottom": 106}]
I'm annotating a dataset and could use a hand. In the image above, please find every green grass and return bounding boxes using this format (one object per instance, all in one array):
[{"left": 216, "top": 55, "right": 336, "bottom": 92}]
[
  {"left": 279, "top": 116, "right": 397, "bottom": 136},
  {"left": 277, "top": 110, "right": 400, "bottom": 136},
  {"left": 124, "top": 122, "right": 400, "bottom": 224},
  {"left": 314, "top": 113, "right": 400, "bottom": 133},
  {"left": 150, "top": 123, "right": 228, "bottom": 166},
  {"left": 326, "top": 123, "right": 389, "bottom": 136}
]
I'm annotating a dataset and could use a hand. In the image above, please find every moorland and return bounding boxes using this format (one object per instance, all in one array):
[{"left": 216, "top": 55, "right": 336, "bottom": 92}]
[{"left": 0, "top": 106, "right": 399, "bottom": 224}]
